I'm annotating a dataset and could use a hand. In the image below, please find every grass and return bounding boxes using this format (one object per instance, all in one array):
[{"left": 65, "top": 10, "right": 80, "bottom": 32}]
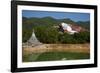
[{"left": 23, "top": 52, "right": 90, "bottom": 62}]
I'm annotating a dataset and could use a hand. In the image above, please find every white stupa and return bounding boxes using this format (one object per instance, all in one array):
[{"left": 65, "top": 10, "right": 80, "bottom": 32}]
[
  {"left": 61, "top": 22, "right": 78, "bottom": 34},
  {"left": 28, "top": 29, "right": 42, "bottom": 46}
]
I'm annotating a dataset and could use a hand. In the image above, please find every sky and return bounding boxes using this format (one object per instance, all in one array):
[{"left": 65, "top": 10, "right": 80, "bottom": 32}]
[{"left": 22, "top": 10, "right": 90, "bottom": 22}]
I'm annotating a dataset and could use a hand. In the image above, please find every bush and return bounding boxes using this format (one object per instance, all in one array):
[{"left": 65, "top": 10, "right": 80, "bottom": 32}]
[
  {"left": 22, "top": 28, "right": 32, "bottom": 42},
  {"left": 73, "top": 32, "right": 90, "bottom": 43},
  {"left": 22, "top": 25, "right": 90, "bottom": 44},
  {"left": 34, "top": 26, "right": 90, "bottom": 44},
  {"left": 34, "top": 26, "right": 59, "bottom": 43}
]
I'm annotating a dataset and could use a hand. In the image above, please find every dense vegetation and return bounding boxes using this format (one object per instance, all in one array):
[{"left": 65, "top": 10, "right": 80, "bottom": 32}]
[
  {"left": 34, "top": 25, "right": 90, "bottom": 44},
  {"left": 76, "top": 21, "right": 90, "bottom": 30},
  {"left": 22, "top": 17, "right": 90, "bottom": 44}
]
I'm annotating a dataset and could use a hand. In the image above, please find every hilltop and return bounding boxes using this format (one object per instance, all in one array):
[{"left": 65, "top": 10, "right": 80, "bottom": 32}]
[{"left": 22, "top": 17, "right": 90, "bottom": 43}]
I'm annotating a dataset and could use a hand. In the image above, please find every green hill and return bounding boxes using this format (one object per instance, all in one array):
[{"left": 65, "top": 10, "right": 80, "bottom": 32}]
[
  {"left": 22, "top": 17, "right": 90, "bottom": 43},
  {"left": 76, "top": 21, "right": 90, "bottom": 30}
]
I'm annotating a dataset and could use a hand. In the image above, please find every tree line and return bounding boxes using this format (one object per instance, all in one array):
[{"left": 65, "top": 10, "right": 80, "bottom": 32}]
[{"left": 22, "top": 17, "right": 90, "bottom": 44}]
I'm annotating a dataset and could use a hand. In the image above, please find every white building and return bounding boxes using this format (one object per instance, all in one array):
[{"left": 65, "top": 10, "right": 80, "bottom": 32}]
[{"left": 61, "top": 22, "right": 78, "bottom": 34}]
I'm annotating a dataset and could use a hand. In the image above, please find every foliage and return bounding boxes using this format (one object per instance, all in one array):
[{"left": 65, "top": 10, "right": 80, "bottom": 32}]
[
  {"left": 22, "top": 28, "right": 32, "bottom": 42},
  {"left": 76, "top": 21, "right": 90, "bottom": 30},
  {"left": 34, "top": 26, "right": 90, "bottom": 44},
  {"left": 22, "top": 17, "right": 90, "bottom": 43}
]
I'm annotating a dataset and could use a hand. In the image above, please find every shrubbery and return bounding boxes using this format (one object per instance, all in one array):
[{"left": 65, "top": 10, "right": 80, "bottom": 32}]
[
  {"left": 22, "top": 28, "right": 32, "bottom": 42},
  {"left": 34, "top": 26, "right": 59, "bottom": 43},
  {"left": 22, "top": 17, "right": 90, "bottom": 44},
  {"left": 33, "top": 26, "right": 90, "bottom": 44}
]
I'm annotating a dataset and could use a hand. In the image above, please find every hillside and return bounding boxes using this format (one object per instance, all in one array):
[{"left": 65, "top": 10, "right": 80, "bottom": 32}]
[
  {"left": 23, "top": 17, "right": 89, "bottom": 29},
  {"left": 22, "top": 17, "right": 90, "bottom": 43},
  {"left": 76, "top": 21, "right": 90, "bottom": 30}
]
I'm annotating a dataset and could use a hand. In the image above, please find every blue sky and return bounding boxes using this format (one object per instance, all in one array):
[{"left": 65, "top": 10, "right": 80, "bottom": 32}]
[{"left": 22, "top": 10, "right": 90, "bottom": 22}]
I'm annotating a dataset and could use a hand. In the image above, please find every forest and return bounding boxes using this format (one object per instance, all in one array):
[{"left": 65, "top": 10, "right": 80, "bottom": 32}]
[{"left": 22, "top": 17, "right": 90, "bottom": 44}]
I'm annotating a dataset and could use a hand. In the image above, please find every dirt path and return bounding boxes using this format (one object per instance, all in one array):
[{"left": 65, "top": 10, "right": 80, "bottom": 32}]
[{"left": 23, "top": 44, "right": 90, "bottom": 55}]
